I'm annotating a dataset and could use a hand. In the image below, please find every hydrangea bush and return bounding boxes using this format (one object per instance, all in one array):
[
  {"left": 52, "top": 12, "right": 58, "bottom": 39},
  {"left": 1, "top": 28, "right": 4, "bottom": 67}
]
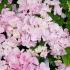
[{"left": 0, "top": 0, "right": 70, "bottom": 70}]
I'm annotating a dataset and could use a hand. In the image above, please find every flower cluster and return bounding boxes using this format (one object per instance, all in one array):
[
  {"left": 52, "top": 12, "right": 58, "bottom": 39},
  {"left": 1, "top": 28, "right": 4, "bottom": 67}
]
[
  {"left": 0, "top": 0, "right": 70, "bottom": 70},
  {"left": 0, "top": 48, "right": 50, "bottom": 70}
]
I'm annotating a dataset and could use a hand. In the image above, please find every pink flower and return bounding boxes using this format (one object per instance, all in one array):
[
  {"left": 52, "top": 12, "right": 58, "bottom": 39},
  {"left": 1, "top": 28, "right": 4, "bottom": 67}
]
[
  {"left": 17, "top": 0, "right": 42, "bottom": 14},
  {"left": 0, "top": 26, "right": 4, "bottom": 33},
  {"left": 66, "top": 66, "right": 70, "bottom": 70},
  {"left": 54, "top": 5, "right": 62, "bottom": 15},
  {"left": 40, "top": 62, "right": 50, "bottom": 70},
  {"left": 0, "top": 34, "right": 5, "bottom": 44},
  {"left": 0, "top": 50, "right": 49, "bottom": 70},
  {"left": 8, "top": 0, "right": 13, "bottom": 4}
]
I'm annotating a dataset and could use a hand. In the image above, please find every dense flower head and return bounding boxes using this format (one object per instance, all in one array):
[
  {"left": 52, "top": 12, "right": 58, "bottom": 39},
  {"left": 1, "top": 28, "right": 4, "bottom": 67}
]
[
  {"left": 0, "top": 48, "right": 50, "bottom": 70},
  {"left": 0, "top": 8, "right": 70, "bottom": 55},
  {"left": 0, "top": 0, "right": 70, "bottom": 70}
]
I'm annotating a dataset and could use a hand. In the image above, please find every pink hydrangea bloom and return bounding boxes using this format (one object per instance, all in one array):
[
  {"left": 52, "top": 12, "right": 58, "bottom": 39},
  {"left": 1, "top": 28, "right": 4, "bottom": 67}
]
[
  {"left": 0, "top": 0, "right": 70, "bottom": 70},
  {"left": 0, "top": 7, "right": 70, "bottom": 55},
  {"left": 66, "top": 66, "right": 70, "bottom": 70},
  {"left": 17, "top": 0, "right": 42, "bottom": 14},
  {"left": 0, "top": 49, "right": 50, "bottom": 70},
  {"left": 0, "top": 34, "right": 5, "bottom": 44}
]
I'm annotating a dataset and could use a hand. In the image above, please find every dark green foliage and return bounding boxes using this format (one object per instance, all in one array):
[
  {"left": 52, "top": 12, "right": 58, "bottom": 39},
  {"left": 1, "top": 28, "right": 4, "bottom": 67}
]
[
  {"left": 59, "top": 0, "right": 68, "bottom": 10},
  {"left": 37, "top": 56, "right": 45, "bottom": 63},
  {"left": 0, "top": 0, "right": 12, "bottom": 12},
  {"left": 0, "top": 0, "right": 8, "bottom": 12},
  {"left": 60, "top": 0, "right": 70, "bottom": 31},
  {"left": 49, "top": 0, "right": 70, "bottom": 31},
  {"left": 0, "top": 0, "right": 18, "bottom": 12},
  {"left": 62, "top": 54, "right": 70, "bottom": 66},
  {"left": 48, "top": 13, "right": 65, "bottom": 26},
  {"left": 48, "top": 54, "right": 56, "bottom": 70},
  {"left": 62, "top": 47, "right": 70, "bottom": 66},
  {"left": 12, "top": 0, "right": 18, "bottom": 4},
  {"left": 65, "top": 47, "right": 70, "bottom": 54}
]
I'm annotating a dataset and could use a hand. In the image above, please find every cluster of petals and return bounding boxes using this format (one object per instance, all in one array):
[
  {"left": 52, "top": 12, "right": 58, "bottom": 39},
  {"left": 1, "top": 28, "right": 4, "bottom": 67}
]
[
  {"left": 0, "top": 8, "right": 70, "bottom": 56},
  {"left": 0, "top": 0, "right": 70, "bottom": 70},
  {"left": 0, "top": 0, "right": 70, "bottom": 56},
  {"left": 0, "top": 48, "right": 50, "bottom": 70}
]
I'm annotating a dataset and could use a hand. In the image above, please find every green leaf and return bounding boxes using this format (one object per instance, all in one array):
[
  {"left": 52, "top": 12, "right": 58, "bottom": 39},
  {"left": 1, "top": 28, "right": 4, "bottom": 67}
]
[
  {"left": 67, "top": 0, "right": 70, "bottom": 12},
  {"left": 66, "top": 19, "right": 70, "bottom": 31},
  {"left": 0, "top": 0, "right": 13, "bottom": 12},
  {"left": 66, "top": 12, "right": 70, "bottom": 18},
  {"left": 37, "top": 57, "right": 45, "bottom": 63},
  {"left": 2, "top": 0, "right": 8, "bottom": 4},
  {"left": 0, "top": 0, "right": 8, "bottom": 12},
  {"left": 48, "top": 55, "right": 56, "bottom": 62},
  {"left": 62, "top": 54, "right": 70, "bottom": 66},
  {"left": 0, "top": 3, "right": 4, "bottom": 12},
  {"left": 48, "top": 13, "right": 65, "bottom": 26},
  {"left": 65, "top": 47, "right": 70, "bottom": 54},
  {"left": 62, "top": 47, "right": 70, "bottom": 66},
  {"left": 48, "top": 55, "right": 56, "bottom": 70},
  {"left": 59, "top": 0, "right": 68, "bottom": 10}
]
